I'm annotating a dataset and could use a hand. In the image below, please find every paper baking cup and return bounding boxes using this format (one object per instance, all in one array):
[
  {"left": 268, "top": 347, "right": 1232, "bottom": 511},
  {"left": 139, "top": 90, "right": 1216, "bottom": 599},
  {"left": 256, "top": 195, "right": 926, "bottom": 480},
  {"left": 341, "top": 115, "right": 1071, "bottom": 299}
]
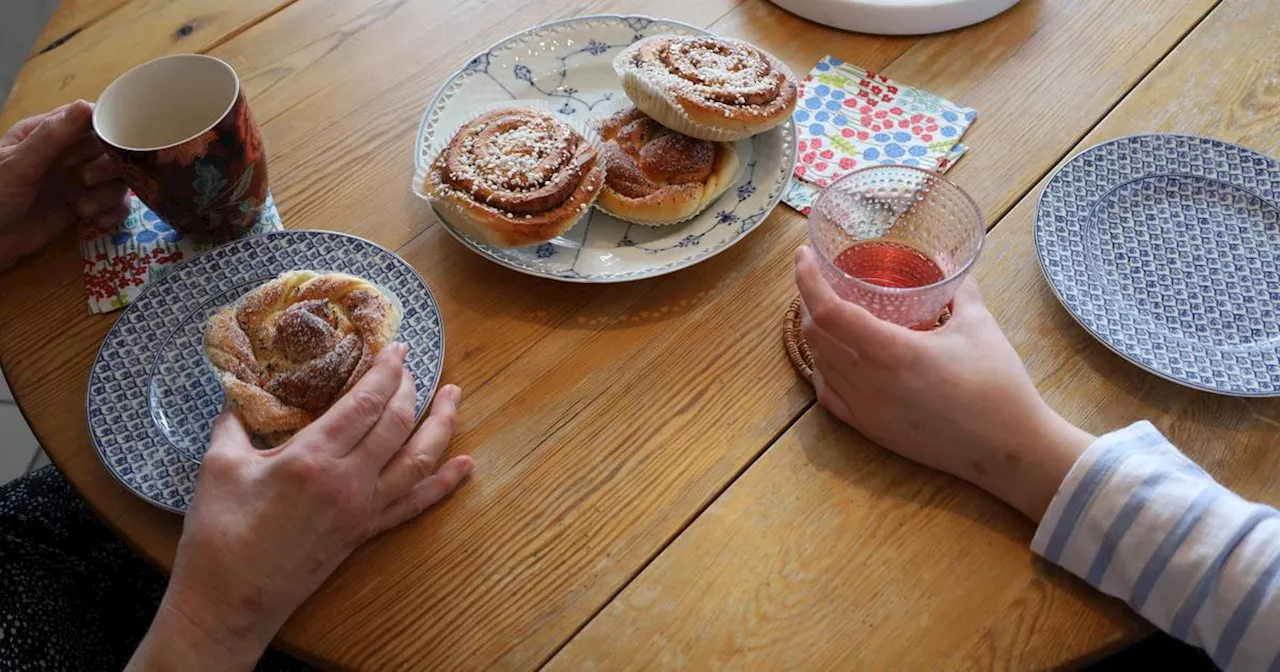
[
  {"left": 428, "top": 185, "right": 595, "bottom": 248},
  {"left": 587, "top": 97, "right": 746, "bottom": 226},
  {"left": 594, "top": 148, "right": 742, "bottom": 227},
  {"left": 413, "top": 99, "right": 593, "bottom": 201},
  {"left": 586, "top": 98, "right": 706, "bottom": 226},
  {"left": 594, "top": 195, "right": 701, "bottom": 227},
  {"left": 613, "top": 38, "right": 798, "bottom": 143},
  {"left": 412, "top": 100, "right": 603, "bottom": 247}
]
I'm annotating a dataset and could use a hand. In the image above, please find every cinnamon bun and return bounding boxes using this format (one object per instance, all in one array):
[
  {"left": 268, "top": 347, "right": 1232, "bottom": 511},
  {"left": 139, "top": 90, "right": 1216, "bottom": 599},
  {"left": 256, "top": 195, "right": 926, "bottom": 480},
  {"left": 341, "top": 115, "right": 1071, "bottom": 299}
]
[
  {"left": 615, "top": 35, "right": 798, "bottom": 142},
  {"left": 594, "top": 106, "right": 739, "bottom": 225},
  {"left": 425, "top": 107, "right": 605, "bottom": 247},
  {"left": 204, "top": 271, "right": 401, "bottom": 446}
]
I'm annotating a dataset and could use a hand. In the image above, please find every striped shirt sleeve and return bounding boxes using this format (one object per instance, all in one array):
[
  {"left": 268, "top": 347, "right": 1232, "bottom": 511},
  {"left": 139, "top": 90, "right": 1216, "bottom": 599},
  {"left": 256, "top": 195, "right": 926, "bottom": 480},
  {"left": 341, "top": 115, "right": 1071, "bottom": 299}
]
[{"left": 1031, "top": 421, "right": 1280, "bottom": 671}]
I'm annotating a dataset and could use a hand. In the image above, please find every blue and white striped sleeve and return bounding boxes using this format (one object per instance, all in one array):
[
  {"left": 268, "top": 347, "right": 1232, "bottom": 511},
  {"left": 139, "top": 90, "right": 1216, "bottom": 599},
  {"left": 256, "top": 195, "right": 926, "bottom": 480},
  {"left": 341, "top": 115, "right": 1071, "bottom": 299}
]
[{"left": 1031, "top": 421, "right": 1280, "bottom": 671}]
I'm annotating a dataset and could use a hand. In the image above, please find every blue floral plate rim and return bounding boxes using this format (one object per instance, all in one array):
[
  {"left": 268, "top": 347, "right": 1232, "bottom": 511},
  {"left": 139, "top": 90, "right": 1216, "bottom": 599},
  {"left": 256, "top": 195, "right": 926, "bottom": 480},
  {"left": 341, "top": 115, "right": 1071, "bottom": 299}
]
[
  {"left": 1034, "top": 132, "right": 1280, "bottom": 397},
  {"left": 412, "top": 14, "right": 687, "bottom": 173}
]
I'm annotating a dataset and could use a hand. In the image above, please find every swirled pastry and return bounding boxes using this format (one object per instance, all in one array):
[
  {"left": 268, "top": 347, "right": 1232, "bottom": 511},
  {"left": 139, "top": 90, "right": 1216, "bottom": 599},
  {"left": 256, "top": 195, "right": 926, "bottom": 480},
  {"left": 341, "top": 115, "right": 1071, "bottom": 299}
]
[
  {"left": 204, "top": 271, "right": 401, "bottom": 445},
  {"left": 594, "top": 106, "right": 739, "bottom": 225},
  {"left": 425, "top": 107, "right": 605, "bottom": 247},
  {"left": 615, "top": 35, "right": 798, "bottom": 142}
]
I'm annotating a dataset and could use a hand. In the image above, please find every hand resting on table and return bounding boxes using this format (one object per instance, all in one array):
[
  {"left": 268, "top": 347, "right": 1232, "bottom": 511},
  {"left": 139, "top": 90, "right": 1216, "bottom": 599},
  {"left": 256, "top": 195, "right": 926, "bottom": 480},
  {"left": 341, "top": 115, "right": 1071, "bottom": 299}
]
[{"left": 128, "top": 345, "right": 474, "bottom": 670}]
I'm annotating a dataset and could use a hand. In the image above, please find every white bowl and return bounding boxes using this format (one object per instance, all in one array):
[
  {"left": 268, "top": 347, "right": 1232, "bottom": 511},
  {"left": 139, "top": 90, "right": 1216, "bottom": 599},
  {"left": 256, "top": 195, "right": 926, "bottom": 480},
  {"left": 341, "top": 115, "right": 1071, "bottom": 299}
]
[{"left": 769, "top": 0, "right": 1020, "bottom": 36}]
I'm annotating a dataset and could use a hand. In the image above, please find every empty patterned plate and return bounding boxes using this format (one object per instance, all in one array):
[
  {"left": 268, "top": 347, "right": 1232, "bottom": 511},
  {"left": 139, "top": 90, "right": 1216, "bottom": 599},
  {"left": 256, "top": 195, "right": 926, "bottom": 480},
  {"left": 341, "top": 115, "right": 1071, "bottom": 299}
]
[
  {"left": 86, "top": 231, "right": 445, "bottom": 513},
  {"left": 413, "top": 14, "right": 796, "bottom": 282},
  {"left": 1036, "top": 134, "right": 1280, "bottom": 397}
]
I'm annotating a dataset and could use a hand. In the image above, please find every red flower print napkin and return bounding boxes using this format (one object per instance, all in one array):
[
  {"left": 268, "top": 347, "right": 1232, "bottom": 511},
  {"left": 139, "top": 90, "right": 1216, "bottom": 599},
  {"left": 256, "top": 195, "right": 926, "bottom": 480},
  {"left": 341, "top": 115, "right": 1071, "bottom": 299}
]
[
  {"left": 80, "top": 191, "right": 283, "bottom": 314},
  {"left": 783, "top": 57, "right": 977, "bottom": 216}
]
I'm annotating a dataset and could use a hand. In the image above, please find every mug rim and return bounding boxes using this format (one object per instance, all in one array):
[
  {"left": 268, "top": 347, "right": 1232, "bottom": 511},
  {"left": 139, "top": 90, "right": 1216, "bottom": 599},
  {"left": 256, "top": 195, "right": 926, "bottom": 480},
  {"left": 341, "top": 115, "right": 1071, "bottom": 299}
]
[{"left": 93, "top": 54, "right": 241, "bottom": 153}]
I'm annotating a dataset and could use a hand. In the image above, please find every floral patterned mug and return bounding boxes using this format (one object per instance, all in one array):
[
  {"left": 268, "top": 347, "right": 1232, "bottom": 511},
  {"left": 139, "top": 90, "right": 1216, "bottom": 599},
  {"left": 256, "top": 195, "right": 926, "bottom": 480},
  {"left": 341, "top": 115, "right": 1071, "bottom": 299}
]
[{"left": 93, "top": 54, "right": 268, "bottom": 239}]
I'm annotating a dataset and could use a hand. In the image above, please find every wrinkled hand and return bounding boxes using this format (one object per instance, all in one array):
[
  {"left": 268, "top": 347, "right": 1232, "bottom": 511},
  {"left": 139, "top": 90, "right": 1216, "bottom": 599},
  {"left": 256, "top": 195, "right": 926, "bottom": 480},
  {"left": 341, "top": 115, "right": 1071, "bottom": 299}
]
[
  {"left": 129, "top": 344, "right": 474, "bottom": 670},
  {"left": 795, "top": 246, "right": 1092, "bottom": 521},
  {"left": 0, "top": 100, "right": 130, "bottom": 269}
]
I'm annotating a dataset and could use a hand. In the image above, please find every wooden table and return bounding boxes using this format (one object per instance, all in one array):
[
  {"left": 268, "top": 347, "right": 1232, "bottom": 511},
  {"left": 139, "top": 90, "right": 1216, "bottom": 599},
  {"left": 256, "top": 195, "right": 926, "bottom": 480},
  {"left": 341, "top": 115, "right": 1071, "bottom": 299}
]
[{"left": 2, "top": 0, "right": 1278, "bottom": 668}]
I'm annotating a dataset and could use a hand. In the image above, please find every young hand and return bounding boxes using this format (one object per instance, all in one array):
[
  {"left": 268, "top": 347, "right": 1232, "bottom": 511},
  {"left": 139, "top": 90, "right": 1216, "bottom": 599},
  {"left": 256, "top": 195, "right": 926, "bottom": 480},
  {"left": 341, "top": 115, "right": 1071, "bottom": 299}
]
[
  {"left": 795, "top": 245, "right": 1093, "bottom": 521},
  {"left": 0, "top": 100, "right": 130, "bottom": 269},
  {"left": 129, "top": 344, "right": 474, "bottom": 670}
]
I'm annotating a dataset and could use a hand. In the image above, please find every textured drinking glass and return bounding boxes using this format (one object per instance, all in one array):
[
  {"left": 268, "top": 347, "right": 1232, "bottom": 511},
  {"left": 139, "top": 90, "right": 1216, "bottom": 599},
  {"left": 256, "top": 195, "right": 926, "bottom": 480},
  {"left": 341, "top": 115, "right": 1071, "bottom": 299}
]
[{"left": 807, "top": 165, "right": 984, "bottom": 328}]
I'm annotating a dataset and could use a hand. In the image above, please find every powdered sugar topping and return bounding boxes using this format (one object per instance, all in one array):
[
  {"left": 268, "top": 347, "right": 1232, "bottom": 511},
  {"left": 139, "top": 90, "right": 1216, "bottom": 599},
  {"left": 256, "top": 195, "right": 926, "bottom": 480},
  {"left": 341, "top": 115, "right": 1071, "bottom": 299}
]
[
  {"left": 630, "top": 36, "right": 791, "bottom": 109},
  {"left": 429, "top": 107, "right": 600, "bottom": 218}
]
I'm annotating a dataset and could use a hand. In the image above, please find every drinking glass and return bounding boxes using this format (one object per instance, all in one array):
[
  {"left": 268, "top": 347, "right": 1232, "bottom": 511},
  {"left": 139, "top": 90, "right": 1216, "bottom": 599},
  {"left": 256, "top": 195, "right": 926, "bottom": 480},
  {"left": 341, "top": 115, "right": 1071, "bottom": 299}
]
[{"left": 806, "top": 165, "right": 984, "bottom": 328}]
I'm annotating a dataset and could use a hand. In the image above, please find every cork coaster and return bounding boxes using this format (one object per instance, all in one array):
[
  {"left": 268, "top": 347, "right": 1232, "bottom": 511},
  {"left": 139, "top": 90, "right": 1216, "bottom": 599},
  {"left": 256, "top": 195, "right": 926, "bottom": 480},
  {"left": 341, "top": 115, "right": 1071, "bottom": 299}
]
[
  {"left": 783, "top": 296, "right": 814, "bottom": 381},
  {"left": 783, "top": 296, "right": 953, "bottom": 381}
]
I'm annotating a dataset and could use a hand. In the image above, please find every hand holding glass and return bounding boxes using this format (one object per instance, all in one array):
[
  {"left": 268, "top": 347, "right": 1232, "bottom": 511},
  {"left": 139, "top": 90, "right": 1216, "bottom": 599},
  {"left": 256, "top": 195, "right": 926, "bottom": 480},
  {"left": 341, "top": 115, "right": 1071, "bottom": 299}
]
[{"left": 806, "top": 166, "right": 983, "bottom": 328}]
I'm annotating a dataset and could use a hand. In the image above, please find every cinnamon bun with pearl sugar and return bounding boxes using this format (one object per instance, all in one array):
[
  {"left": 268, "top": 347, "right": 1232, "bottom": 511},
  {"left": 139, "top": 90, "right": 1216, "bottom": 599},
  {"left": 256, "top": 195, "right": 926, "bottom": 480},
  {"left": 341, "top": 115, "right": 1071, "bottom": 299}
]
[
  {"left": 615, "top": 35, "right": 798, "bottom": 142},
  {"left": 425, "top": 107, "right": 605, "bottom": 248},
  {"left": 594, "top": 106, "right": 740, "bottom": 225},
  {"left": 203, "top": 271, "right": 402, "bottom": 446}
]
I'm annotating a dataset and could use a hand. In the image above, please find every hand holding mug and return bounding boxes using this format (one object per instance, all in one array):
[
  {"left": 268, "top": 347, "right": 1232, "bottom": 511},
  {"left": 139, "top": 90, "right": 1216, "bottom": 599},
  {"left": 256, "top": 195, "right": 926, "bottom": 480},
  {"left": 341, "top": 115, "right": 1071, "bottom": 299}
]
[
  {"left": 0, "top": 100, "right": 130, "bottom": 269},
  {"left": 93, "top": 55, "right": 268, "bottom": 239}
]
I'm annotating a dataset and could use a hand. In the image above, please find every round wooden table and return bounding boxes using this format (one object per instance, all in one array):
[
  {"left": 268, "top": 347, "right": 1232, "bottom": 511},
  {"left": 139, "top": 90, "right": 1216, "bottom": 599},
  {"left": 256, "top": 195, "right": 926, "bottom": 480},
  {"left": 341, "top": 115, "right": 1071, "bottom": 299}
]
[{"left": 2, "top": 0, "right": 1278, "bottom": 668}]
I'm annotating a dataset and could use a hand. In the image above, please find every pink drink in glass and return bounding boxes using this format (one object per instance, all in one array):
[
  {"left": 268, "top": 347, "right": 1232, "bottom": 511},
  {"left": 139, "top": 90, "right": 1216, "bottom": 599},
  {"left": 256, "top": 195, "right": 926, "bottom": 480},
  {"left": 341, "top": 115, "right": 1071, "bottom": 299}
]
[{"left": 807, "top": 165, "right": 983, "bottom": 329}]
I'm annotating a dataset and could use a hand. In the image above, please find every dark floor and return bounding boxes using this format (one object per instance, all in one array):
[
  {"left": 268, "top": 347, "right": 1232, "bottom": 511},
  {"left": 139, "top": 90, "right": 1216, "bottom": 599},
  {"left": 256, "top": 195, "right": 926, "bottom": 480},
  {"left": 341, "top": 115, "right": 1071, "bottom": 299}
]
[{"left": 1086, "top": 633, "right": 1218, "bottom": 671}]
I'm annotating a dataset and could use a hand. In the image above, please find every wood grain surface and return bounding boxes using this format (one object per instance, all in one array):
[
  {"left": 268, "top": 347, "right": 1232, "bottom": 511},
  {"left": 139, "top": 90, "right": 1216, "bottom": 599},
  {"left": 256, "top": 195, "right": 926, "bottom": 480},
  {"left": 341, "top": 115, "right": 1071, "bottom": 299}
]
[
  {"left": 269, "top": 2, "right": 1218, "bottom": 667},
  {"left": 24, "top": 0, "right": 133, "bottom": 58},
  {"left": 0, "top": 0, "right": 1269, "bottom": 668},
  {"left": 551, "top": 0, "right": 1280, "bottom": 668},
  {"left": 0, "top": 0, "right": 297, "bottom": 129}
]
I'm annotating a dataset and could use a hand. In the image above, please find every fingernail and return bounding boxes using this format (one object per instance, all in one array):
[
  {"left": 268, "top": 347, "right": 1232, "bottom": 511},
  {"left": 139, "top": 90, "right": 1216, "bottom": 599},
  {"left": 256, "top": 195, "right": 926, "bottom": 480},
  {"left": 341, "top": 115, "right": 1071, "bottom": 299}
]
[
  {"left": 396, "top": 342, "right": 408, "bottom": 359},
  {"left": 446, "top": 384, "right": 462, "bottom": 401}
]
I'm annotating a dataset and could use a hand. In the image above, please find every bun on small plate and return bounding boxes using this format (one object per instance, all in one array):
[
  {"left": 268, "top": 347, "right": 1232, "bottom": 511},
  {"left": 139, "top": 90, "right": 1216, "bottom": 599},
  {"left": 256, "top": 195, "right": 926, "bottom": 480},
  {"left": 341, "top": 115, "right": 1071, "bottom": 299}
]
[{"left": 204, "top": 270, "right": 401, "bottom": 446}]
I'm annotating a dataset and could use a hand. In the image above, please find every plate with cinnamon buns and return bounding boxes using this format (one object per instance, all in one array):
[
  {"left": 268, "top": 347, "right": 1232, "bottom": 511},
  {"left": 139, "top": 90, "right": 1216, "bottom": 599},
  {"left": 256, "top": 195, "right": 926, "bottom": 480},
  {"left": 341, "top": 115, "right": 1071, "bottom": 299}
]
[
  {"left": 86, "top": 231, "right": 444, "bottom": 513},
  {"left": 414, "top": 15, "right": 797, "bottom": 282}
]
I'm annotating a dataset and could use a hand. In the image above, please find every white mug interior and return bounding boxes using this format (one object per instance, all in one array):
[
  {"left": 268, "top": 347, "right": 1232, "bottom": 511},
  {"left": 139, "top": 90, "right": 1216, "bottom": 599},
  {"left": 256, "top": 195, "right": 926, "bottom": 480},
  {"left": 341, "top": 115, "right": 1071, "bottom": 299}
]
[{"left": 94, "top": 54, "right": 240, "bottom": 152}]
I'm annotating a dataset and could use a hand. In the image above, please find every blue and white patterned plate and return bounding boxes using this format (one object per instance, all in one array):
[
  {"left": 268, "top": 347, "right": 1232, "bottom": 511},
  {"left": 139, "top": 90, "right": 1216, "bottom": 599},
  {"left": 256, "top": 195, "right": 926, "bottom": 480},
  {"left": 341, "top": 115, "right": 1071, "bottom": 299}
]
[
  {"left": 1036, "top": 134, "right": 1280, "bottom": 397},
  {"left": 413, "top": 15, "right": 796, "bottom": 282},
  {"left": 86, "top": 231, "right": 445, "bottom": 513}
]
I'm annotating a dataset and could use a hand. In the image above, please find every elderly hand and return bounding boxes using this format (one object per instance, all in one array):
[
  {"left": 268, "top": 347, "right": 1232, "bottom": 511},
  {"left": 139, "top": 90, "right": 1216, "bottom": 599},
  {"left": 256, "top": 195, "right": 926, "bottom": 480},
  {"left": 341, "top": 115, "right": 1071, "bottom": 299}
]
[
  {"left": 129, "top": 344, "right": 474, "bottom": 670},
  {"left": 795, "top": 245, "right": 1093, "bottom": 521},
  {"left": 0, "top": 100, "right": 130, "bottom": 269}
]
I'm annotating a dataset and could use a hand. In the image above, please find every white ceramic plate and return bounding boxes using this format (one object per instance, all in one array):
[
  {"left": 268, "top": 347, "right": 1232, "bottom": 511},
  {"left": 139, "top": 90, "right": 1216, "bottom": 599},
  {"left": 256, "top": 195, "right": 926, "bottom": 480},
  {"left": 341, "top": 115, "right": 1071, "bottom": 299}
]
[{"left": 413, "top": 15, "right": 796, "bottom": 283}]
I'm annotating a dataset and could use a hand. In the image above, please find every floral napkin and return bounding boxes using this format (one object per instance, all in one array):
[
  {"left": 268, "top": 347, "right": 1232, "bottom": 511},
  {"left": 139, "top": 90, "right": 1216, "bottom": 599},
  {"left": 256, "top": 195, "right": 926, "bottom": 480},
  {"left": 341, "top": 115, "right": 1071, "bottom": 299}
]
[
  {"left": 783, "top": 56, "right": 978, "bottom": 215},
  {"left": 80, "top": 192, "right": 283, "bottom": 314}
]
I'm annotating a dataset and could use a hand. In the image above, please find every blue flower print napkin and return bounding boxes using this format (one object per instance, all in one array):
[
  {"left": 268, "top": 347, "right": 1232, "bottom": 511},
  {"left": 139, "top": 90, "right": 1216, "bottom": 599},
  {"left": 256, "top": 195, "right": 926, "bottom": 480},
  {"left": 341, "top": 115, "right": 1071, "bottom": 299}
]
[
  {"left": 784, "top": 56, "right": 978, "bottom": 216},
  {"left": 80, "top": 191, "right": 283, "bottom": 314}
]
